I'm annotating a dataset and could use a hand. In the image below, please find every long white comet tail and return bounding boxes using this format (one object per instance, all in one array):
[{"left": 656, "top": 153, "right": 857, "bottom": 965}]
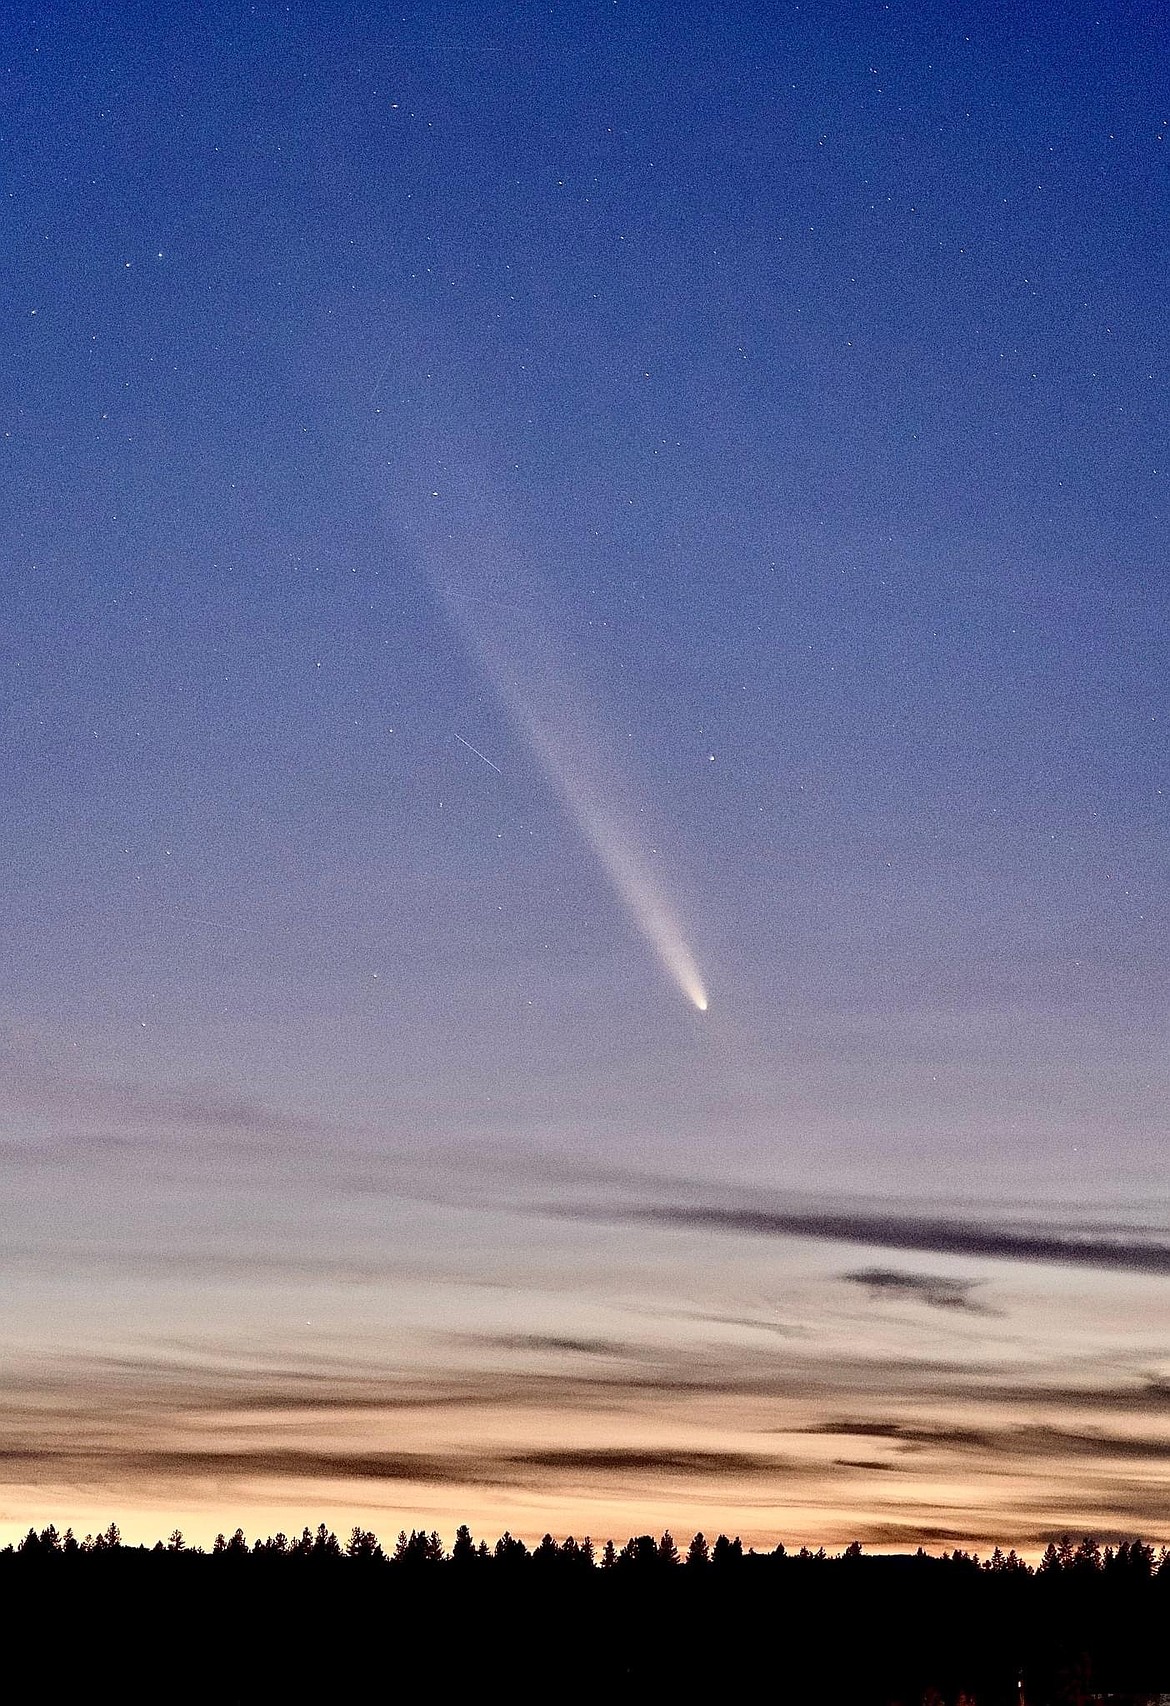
[
  {"left": 577, "top": 797, "right": 709, "bottom": 1012},
  {"left": 433, "top": 553, "right": 709, "bottom": 1013},
  {"left": 521, "top": 714, "right": 710, "bottom": 1013}
]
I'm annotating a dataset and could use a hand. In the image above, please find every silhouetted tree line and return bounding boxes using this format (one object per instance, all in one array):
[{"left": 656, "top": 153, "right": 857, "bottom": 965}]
[
  {"left": 8, "top": 1518, "right": 1169, "bottom": 1581},
  {"left": 4, "top": 1521, "right": 1170, "bottom": 1703}
]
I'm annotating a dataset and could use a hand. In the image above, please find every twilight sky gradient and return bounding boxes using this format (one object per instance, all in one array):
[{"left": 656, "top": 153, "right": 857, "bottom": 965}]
[{"left": 1, "top": 0, "right": 1167, "bottom": 1550}]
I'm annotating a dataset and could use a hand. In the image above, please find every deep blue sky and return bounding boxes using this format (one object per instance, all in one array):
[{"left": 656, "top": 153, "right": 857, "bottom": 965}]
[{"left": 1, "top": 0, "right": 1167, "bottom": 1546}]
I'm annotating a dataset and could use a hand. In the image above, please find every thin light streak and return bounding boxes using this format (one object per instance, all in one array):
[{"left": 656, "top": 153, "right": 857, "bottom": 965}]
[{"left": 453, "top": 732, "right": 503, "bottom": 774}]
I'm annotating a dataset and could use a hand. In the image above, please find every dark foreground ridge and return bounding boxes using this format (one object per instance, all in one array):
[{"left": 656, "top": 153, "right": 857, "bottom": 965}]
[{"left": 5, "top": 1524, "right": 1170, "bottom": 1703}]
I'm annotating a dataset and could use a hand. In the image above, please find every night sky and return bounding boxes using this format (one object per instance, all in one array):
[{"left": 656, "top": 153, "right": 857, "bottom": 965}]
[{"left": 2, "top": 0, "right": 1167, "bottom": 1550}]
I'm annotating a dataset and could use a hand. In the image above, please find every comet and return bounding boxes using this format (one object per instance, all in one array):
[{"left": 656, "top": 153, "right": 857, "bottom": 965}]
[
  {"left": 512, "top": 705, "right": 710, "bottom": 1013},
  {"left": 414, "top": 471, "right": 709, "bottom": 1013}
]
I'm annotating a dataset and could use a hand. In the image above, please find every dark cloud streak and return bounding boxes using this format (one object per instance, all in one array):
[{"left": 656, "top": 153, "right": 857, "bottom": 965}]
[
  {"left": 576, "top": 1203, "right": 1170, "bottom": 1276},
  {"left": 0, "top": 1441, "right": 792, "bottom": 1490},
  {"left": 807, "top": 1419, "right": 1170, "bottom": 1464}
]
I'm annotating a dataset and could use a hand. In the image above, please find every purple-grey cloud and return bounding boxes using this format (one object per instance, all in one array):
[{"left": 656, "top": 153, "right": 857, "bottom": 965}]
[
  {"left": 843, "top": 1268, "right": 998, "bottom": 1314},
  {"left": 570, "top": 1201, "right": 1170, "bottom": 1276}
]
